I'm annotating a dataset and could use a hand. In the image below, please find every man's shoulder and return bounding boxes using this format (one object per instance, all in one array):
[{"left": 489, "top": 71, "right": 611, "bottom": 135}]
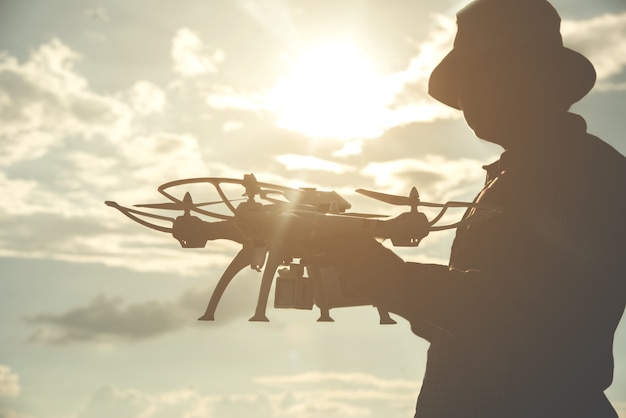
[
  {"left": 575, "top": 133, "right": 626, "bottom": 179},
  {"left": 550, "top": 113, "right": 625, "bottom": 167}
]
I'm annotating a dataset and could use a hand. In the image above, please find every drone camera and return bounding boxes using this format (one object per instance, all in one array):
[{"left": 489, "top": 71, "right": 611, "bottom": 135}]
[{"left": 274, "top": 263, "right": 314, "bottom": 310}]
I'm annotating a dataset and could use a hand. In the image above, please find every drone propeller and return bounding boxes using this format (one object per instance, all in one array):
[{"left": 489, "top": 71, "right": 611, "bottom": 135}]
[
  {"left": 242, "top": 174, "right": 263, "bottom": 199},
  {"left": 135, "top": 192, "right": 246, "bottom": 212},
  {"left": 358, "top": 186, "right": 503, "bottom": 231},
  {"left": 338, "top": 211, "right": 389, "bottom": 218},
  {"left": 239, "top": 174, "right": 289, "bottom": 204},
  {"left": 356, "top": 187, "right": 421, "bottom": 212}
]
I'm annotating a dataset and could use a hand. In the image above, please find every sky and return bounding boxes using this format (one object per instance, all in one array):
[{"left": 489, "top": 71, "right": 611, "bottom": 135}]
[{"left": 1, "top": 0, "right": 625, "bottom": 417}]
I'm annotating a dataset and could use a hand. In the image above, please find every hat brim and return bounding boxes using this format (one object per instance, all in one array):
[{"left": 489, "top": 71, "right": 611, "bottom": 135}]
[{"left": 428, "top": 46, "right": 596, "bottom": 110}]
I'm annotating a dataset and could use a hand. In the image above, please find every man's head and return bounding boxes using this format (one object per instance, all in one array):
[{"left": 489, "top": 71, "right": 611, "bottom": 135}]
[{"left": 428, "top": 0, "right": 596, "bottom": 145}]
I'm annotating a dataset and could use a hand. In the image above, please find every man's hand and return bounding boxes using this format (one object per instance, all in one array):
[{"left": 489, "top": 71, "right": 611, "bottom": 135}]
[{"left": 304, "top": 236, "right": 407, "bottom": 306}]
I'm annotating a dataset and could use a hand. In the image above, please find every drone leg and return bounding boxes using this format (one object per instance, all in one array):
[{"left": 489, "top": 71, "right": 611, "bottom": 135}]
[
  {"left": 249, "top": 248, "right": 283, "bottom": 322},
  {"left": 317, "top": 306, "right": 334, "bottom": 323},
  {"left": 377, "top": 307, "right": 397, "bottom": 325},
  {"left": 307, "top": 266, "right": 334, "bottom": 322},
  {"left": 198, "top": 247, "right": 251, "bottom": 321}
]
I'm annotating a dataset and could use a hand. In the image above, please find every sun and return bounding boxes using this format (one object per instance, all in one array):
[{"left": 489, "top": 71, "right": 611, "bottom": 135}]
[{"left": 266, "top": 41, "right": 393, "bottom": 141}]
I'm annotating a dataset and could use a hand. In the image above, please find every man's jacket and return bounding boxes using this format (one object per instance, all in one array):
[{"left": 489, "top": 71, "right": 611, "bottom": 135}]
[{"left": 374, "top": 113, "right": 625, "bottom": 418}]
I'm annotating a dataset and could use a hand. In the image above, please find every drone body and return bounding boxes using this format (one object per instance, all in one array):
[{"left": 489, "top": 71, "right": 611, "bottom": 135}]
[{"left": 105, "top": 174, "right": 499, "bottom": 324}]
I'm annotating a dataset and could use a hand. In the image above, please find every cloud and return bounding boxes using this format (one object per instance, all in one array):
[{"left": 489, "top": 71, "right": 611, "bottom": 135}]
[
  {"left": 0, "top": 39, "right": 132, "bottom": 166},
  {"left": 0, "top": 37, "right": 200, "bottom": 176},
  {"left": 265, "top": 42, "right": 394, "bottom": 141},
  {"left": 83, "top": 6, "right": 109, "bottom": 22},
  {"left": 374, "top": 10, "right": 626, "bottom": 124},
  {"left": 222, "top": 120, "right": 244, "bottom": 132},
  {"left": 254, "top": 371, "right": 418, "bottom": 391},
  {"left": 25, "top": 294, "right": 192, "bottom": 344},
  {"left": 0, "top": 408, "right": 33, "bottom": 418},
  {"left": 332, "top": 140, "right": 364, "bottom": 157},
  {"left": 255, "top": 10, "right": 626, "bottom": 141},
  {"left": 235, "top": 0, "right": 298, "bottom": 44},
  {"left": 122, "top": 81, "right": 166, "bottom": 116},
  {"left": 0, "top": 365, "right": 20, "bottom": 398},
  {"left": 263, "top": 21, "right": 458, "bottom": 142},
  {"left": 0, "top": 194, "right": 240, "bottom": 276},
  {"left": 275, "top": 154, "right": 355, "bottom": 174},
  {"left": 205, "top": 85, "right": 266, "bottom": 112},
  {"left": 387, "top": 13, "right": 458, "bottom": 120},
  {"left": 0, "top": 38, "right": 227, "bottom": 274},
  {"left": 76, "top": 371, "right": 420, "bottom": 418},
  {"left": 561, "top": 13, "right": 626, "bottom": 87},
  {"left": 77, "top": 385, "right": 216, "bottom": 418},
  {"left": 11, "top": 9, "right": 621, "bottom": 282},
  {"left": 116, "top": 132, "right": 207, "bottom": 181},
  {"left": 171, "top": 28, "right": 224, "bottom": 77},
  {"left": 134, "top": 14, "right": 459, "bottom": 148},
  {"left": 361, "top": 155, "right": 487, "bottom": 201},
  {"left": 25, "top": 277, "right": 259, "bottom": 344},
  {"left": 77, "top": 385, "right": 279, "bottom": 418},
  {"left": 254, "top": 371, "right": 420, "bottom": 417}
]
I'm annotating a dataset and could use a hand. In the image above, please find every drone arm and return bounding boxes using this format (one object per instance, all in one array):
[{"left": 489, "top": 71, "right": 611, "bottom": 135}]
[
  {"left": 428, "top": 202, "right": 502, "bottom": 231},
  {"left": 267, "top": 211, "right": 429, "bottom": 249},
  {"left": 173, "top": 217, "right": 244, "bottom": 248},
  {"left": 105, "top": 201, "right": 173, "bottom": 233},
  {"left": 202, "top": 220, "right": 244, "bottom": 243}
]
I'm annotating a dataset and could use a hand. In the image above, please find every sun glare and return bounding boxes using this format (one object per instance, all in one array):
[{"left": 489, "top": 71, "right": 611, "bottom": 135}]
[{"left": 266, "top": 41, "right": 394, "bottom": 141}]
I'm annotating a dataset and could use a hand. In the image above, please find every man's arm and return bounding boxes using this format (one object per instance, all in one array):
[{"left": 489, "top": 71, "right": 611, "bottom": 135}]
[{"left": 311, "top": 237, "right": 514, "bottom": 342}]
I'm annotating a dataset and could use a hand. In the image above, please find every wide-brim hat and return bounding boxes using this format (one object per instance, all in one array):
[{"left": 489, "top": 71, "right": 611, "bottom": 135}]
[{"left": 429, "top": 0, "right": 596, "bottom": 110}]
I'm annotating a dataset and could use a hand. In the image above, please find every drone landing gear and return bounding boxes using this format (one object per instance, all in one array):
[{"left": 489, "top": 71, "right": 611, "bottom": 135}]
[
  {"left": 378, "top": 308, "right": 397, "bottom": 325},
  {"left": 249, "top": 248, "right": 285, "bottom": 322},
  {"left": 198, "top": 247, "right": 252, "bottom": 321},
  {"left": 317, "top": 310, "right": 334, "bottom": 322},
  {"left": 198, "top": 245, "right": 398, "bottom": 325}
]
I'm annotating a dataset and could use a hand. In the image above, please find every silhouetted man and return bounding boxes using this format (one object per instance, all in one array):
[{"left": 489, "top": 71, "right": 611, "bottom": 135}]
[{"left": 317, "top": 1, "right": 626, "bottom": 417}]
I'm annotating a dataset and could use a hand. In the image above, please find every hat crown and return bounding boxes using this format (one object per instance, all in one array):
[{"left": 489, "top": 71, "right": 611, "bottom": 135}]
[
  {"left": 428, "top": 0, "right": 596, "bottom": 109},
  {"left": 454, "top": 0, "right": 563, "bottom": 54}
]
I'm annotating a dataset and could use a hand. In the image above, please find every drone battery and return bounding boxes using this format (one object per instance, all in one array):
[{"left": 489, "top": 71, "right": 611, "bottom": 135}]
[{"left": 274, "top": 267, "right": 314, "bottom": 310}]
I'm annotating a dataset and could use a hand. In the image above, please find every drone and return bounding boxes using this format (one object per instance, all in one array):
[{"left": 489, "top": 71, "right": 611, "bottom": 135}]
[{"left": 105, "top": 174, "right": 499, "bottom": 324}]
